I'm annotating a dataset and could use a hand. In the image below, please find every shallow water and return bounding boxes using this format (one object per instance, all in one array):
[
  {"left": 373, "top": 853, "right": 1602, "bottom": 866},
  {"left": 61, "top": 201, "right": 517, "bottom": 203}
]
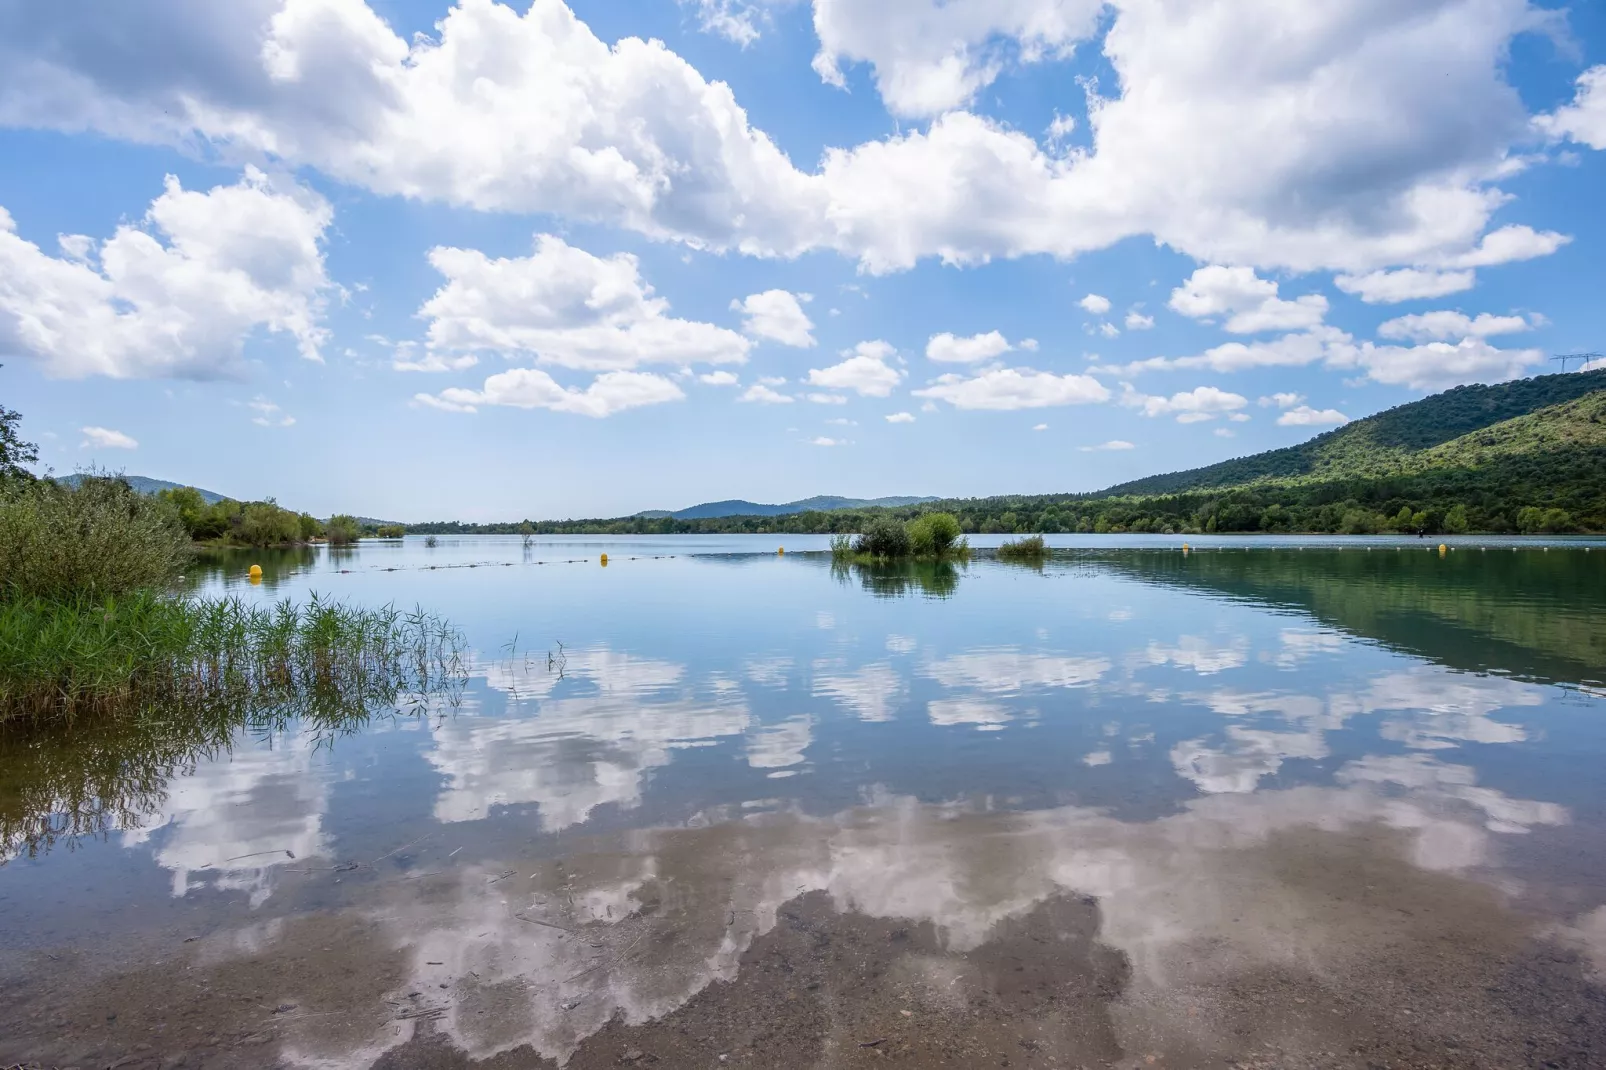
[{"left": 4, "top": 536, "right": 1606, "bottom": 1069}]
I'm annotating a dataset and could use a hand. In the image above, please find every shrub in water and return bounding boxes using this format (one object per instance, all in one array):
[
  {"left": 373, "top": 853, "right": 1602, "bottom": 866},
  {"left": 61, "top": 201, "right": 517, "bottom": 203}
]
[
  {"left": 855, "top": 517, "right": 912, "bottom": 558},
  {"left": 908, "top": 512, "right": 963, "bottom": 557},
  {"left": 326, "top": 514, "right": 362, "bottom": 545}
]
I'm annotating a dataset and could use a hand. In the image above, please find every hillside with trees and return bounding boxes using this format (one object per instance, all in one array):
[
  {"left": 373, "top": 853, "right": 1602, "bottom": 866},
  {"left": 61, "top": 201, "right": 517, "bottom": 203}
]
[
  {"left": 413, "top": 371, "right": 1606, "bottom": 537},
  {"left": 1103, "top": 369, "right": 1606, "bottom": 496}
]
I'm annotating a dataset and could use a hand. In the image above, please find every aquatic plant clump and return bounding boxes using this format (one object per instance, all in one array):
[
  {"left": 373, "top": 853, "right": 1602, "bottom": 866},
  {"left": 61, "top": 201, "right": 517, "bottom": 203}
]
[
  {"left": 996, "top": 535, "right": 1049, "bottom": 562},
  {"left": 0, "top": 592, "right": 466, "bottom": 726},
  {"left": 832, "top": 512, "right": 970, "bottom": 562}
]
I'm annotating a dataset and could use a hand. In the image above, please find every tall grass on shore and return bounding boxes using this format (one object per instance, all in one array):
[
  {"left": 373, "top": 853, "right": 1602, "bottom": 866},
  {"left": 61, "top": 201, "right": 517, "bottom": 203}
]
[
  {"left": 0, "top": 607, "right": 463, "bottom": 859},
  {"left": 2, "top": 474, "right": 465, "bottom": 726},
  {"left": 0, "top": 592, "right": 466, "bottom": 726}
]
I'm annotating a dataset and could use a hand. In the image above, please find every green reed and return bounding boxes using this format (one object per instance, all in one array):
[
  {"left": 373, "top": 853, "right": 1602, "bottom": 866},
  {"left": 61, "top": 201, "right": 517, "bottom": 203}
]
[{"left": 0, "top": 591, "right": 465, "bottom": 726}]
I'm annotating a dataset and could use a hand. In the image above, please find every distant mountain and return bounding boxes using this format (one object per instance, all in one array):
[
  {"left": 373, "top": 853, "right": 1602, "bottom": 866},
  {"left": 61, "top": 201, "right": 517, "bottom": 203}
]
[
  {"left": 642, "top": 495, "right": 941, "bottom": 520},
  {"left": 57, "top": 473, "right": 229, "bottom": 504},
  {"left": 1099, "top": 369, "right": 1606, "bottom": 498}
]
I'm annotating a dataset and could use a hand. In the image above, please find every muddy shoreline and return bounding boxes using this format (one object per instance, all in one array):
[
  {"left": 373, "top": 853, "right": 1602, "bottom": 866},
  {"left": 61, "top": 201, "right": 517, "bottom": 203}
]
[{"left": 5, "top": 821, "right": 1606, "bottom": 1070}]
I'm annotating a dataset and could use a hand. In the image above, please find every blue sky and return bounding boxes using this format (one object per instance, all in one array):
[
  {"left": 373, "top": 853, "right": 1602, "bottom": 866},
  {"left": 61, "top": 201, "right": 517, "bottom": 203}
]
[{"left": 1, "top": 0, "right": 1604, "bottom": 521}]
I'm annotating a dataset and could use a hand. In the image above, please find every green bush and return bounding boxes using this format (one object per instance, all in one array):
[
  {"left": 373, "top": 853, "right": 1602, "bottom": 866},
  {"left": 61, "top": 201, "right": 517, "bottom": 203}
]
[
  {"left": 1, "top": 377, "right": 38, "bottom": 485},
  {"left": 376, "top": 524, "right": 407, "bottom": 538},
  {"left": 238, "top": 499, "right": 303, "bottom": 547},
  {"left": 0, "top": 476, "right": 192, "bottom": 603},
  {"left": 855, "top": 517, "right": 912, "bottom": 558},
  {"left": 908, "top": 512, "right": 963, "bottom": 556},
  {"left": 326, "top": 514, "right": 362, "bottom": 545}
]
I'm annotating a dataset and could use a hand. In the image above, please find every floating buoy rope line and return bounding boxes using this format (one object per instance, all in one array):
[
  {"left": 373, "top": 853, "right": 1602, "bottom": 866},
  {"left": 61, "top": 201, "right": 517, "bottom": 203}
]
[{"left": 230, "top": 539, "right": 1600, "bottom": 580}]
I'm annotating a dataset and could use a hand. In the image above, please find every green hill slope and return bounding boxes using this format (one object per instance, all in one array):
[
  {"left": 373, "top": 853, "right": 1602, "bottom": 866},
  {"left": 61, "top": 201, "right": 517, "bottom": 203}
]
[
  {"left": 408, "top": 372, "right": 1606, "bottom": 536},
  {"left": 1104, "top": 369, "right": 1606, "bottom": 496}
]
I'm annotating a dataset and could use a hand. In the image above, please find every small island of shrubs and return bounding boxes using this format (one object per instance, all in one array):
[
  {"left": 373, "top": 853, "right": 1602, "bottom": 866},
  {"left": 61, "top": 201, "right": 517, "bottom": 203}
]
[
  {"left": 830, "top": 514, "right": 1054, "bottom": 565},
  {"left": 831, "top": 513, "right": 969, "bottom": 562}
]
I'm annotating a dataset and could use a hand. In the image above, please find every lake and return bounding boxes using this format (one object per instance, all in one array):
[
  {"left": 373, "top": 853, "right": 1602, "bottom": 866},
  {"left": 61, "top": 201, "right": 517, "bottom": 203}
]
[{"left": 4, "top": 535, "right": 1606, "bottom": 1069}]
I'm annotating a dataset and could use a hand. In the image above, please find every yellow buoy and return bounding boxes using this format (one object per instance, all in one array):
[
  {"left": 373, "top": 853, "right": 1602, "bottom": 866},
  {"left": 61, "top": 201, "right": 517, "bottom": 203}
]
[
  {"left": 1438, "top": 543, "right": 1447, "bottom": 556},
  {"left": 600, "top": 553, "right": 609, "bottom": 566},
  {"left": 248, "top": 564, "right": 262, "bottom": 578},
  {"left": 778, "top": 547, "right": 785, "bottom": 555}
]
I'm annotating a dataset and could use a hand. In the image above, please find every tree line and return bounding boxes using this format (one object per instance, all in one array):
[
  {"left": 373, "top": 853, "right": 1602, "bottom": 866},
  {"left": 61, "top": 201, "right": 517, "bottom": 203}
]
[{"left": 409, "top": 448, "right": 1605, "bottom": 537}]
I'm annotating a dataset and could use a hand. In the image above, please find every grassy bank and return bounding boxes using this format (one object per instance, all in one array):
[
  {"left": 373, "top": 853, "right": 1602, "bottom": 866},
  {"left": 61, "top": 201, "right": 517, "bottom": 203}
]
[
  {"left": 0, "top": 593, "right": 464, "bottom": 725},
  {"left": 1, "top": 473, "right": 463, "bottom": 727},
  {"left": 1, "top": 615, "right": 460, "bottom": 858}
]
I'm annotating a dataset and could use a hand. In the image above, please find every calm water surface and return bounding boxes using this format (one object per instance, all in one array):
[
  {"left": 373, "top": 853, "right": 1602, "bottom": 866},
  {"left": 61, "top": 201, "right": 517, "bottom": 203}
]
[{"left": 4, "top": 536, "right": 1606, "bottom": 1069}]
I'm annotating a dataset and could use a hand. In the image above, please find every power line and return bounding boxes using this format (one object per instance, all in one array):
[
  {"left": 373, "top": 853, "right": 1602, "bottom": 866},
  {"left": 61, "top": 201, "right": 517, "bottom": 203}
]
[{"left": 1553, "top": 352, "right": 1602, "bottom": 373}]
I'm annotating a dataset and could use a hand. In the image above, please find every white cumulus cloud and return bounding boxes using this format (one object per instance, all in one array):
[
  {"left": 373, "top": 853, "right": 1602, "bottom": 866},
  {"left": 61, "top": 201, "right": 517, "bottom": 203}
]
[
  {"left": 418, "top": 235, "right": 749, "bottom": 372},
  {"left": 1079, "top": 293, "right": 1112, "bottom": 315},
  {"left": 1124, "top": 311, "right": 1154, "bottom": 330},
  {"left": 418, "top": 368, "right": 685, "bottom": 418},
  {"left": 926, "top": 330, "right": 1013, "bottom": 364},
  {"left": 885, "top": 411, "right": 915, "bottom": 423},
  {"left": 700, "top": 370, "right": 740, "bottom": 386},
  {"left": 1334, "top": 268, "right": 1476, "bottom": 304},
  {"left": 0, "top": 168, "right": 332, "bottom": 380},
  {"left": 1330, "top": 337, "right": 1545, "bottom": 391},
  {"left": 1277, "top": 405, "right": 1349, "bottom": 427},
  {"left": 807, "top": 340, "right": 903, "bottom": 397},
  {"left": 731, "top": 289, "right": 815, "bottom": 348},
  {"left": 80, "top": 426, "right": 138, "bottom": 449},
  {"left": 739, "top": 381, "right": 794, "bottom": 404},
  {"left": 1536, "top": 66, "right": 1606, "bottom": 150},
  {"left": 1105, "top": 326, "right": 1349, "bottom": 376},
  {"left": 1122, "top": 385, "right": 1248, "bottom": 423},
  {"left": 1169, "top": 266, "right": 1328, "bottom": 334},
  {"left": 914, "top": 367, "right": 1110, "bottom": 411},
  {"left": 1376, "top": 310, "right": 1533, "bottom": 342},
  {"left": 0, "top": 0, "right": 1580, "bottom": 280},
  {"left": 1079, "top": 439, "right": 1134, "bottom": 452},
  {"left": 684, "top": 0, "right": 770, "bottom": 46},
  {"left": 809, "top": 0, "right": 1104, "bottom": 117},
  {"left": 1259, "top": 392, "right": 1305, "bottom": 409}
]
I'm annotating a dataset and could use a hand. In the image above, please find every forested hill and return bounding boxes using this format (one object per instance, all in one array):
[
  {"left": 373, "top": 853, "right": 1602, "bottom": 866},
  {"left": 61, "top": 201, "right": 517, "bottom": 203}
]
[
  {"left": 1102, "top": 369, "right": 1606, "bottom": 497},
  {"left": 411, "top": 370, "right": 1606, "bottom": 536}
]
